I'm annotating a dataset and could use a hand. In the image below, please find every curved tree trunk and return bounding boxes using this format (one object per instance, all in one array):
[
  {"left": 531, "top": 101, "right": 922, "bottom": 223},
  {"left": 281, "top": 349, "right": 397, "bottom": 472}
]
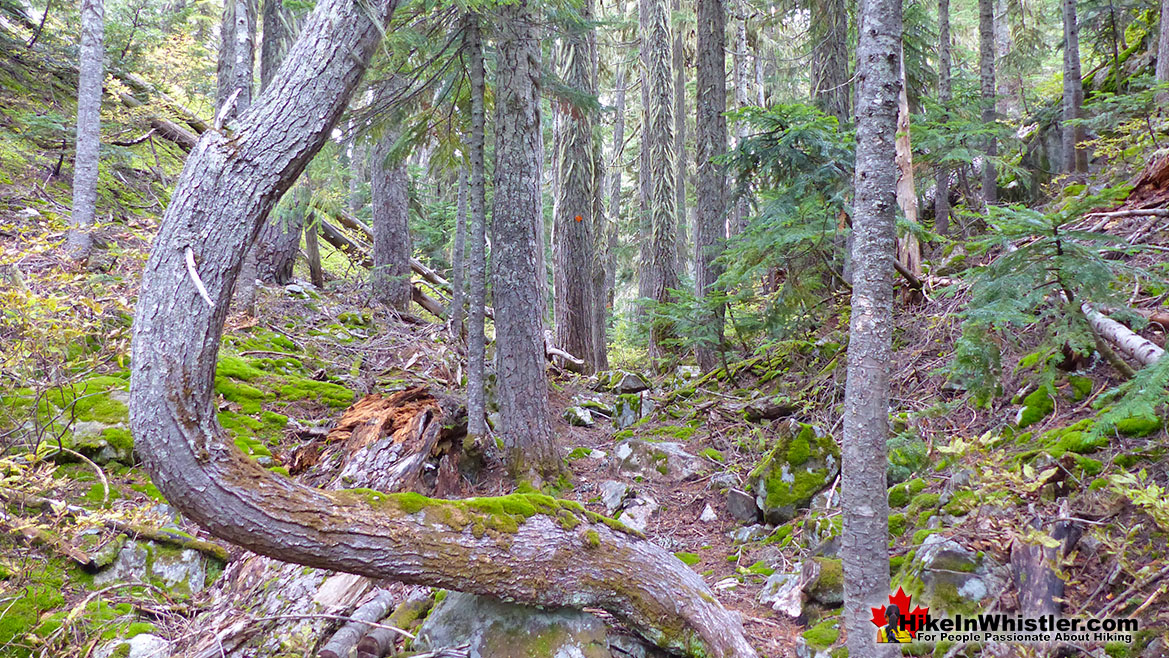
[
  {"left": 553, "top": 0, "right": 598, "bottom": 373},
  {"left": 492, "top": 1, "right": 558, "bottom": 478},
  {"left": 69, "top": 0, "right": 103, "bottom": 262},
  {"left": 694, "top": 0, "right": 726, "bottom": 373},
  {"left": 842, "top": 0, "right": 900, "bottom": 654},
  {"left": 128, "top": 0, "right": 754, "bottom": 656}
]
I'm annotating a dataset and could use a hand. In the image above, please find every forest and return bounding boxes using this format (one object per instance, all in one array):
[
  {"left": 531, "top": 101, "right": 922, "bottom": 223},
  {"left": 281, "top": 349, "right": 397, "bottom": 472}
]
[{"left": 1, "top": 0, "right": 1169, "bottom": 654}]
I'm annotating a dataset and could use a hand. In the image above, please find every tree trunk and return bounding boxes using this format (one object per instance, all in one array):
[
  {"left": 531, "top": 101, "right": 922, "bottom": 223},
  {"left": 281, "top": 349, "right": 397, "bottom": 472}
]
[
  {"left": 895, "top": 47, "right": 922, "bottom": 278},
  {"left": 640, "top": 0, "right": 680, "bottom": 364},
  {"left": 255, "top": 185, "right": 306, "bottom": 284},
  {"left": 305, "top": 212, "right": 325, "bottom": 288},
  {"left": 1062, "top": 0, "right": 1088, "bottom": 173},
  {"left": 842, "top": 0, "right": 900, "bottom": 652},
  {"left": 450, "top": 169, "right": 468, "bottom": 339},
  {"left": 492, "top": 1, "right": 557, "bottom": 479},
  {"left": 810, "top": 0, "right": 850, "bottom": 126},
  {"left": 68, "top": 0, "right": 104, "bottom": 262},
  {"left": 729, "top": 0, "right": 751, "bottom": 238},
  {"left": 1158, "top": 0, "right": 1169, "bottom": 104},
  {"left": 994, "top": 0, "right": 1018, "bottom": 117},
  {"left": 935, "top": 0, "right": 952, "bottom": 236},
  {"left": 695, "top": 0, "right": 726, "bottom": 373},
  {"left": 466, "top": 13, "right": 488, "bottom": 439},
  {"left": 552, "top": 0, "right": 598, "bottom": 373},
  {"left": 673, "top": 0, "right": 689, "bottom": 276},
  {"left": 129, "top": 1, "right": 755, "bottom": 653},
  {"left": 260, "top": 0, "right": 294, "bottom": 91},
  {"left": 605, "top": 60, "right": 627, "bottom": 351},
  {"left": 221, "top": 0, "right": 259, "bottom": 313},
  {"left": 371, "top": 130, "right": 412, "bottom": 311},
  {"left": 979, "top": 0, "right": 997, "bottom": 206}
]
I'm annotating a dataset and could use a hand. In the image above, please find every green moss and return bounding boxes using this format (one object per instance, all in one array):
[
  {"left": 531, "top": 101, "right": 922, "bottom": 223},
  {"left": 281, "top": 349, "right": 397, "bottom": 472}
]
[
  {"left": 215, "top": 377, "right": 266, "bottom": 414},
  {"left": 787, "top": 424, "right": 815, "bottom": 466},
  {"left": 700, "top": 448, "right": 724, "bottom": 463},
  {"left": 943, "top": 490, "right": 977, "bottom": 516},
  {"left": 100, "top": 426, "right": 134, "bottom": 454},
  {"left": 888, "top": 478, "right": 926, "bottom": 508},
  {"left": 1018, "top": 388, "right": 1055, "bottom": 428},
  {"left": 1067, "top": 376, "right": 1093, "bottom": 401},
  {"left": 1072, "top": 455, "right": 1103, "bottom": 476},
  {"left": 803, "top": 619, "right": 840, "bottom": 650},
  {"left": 1115, "top": 415, "right": 1161, "bottom": 437},
  {"left": 749, "top": 423, "right": 838, "bottom": 515},
  {"left": 674, "top": 552, "right": 701, "bottom": 566},
  {"left": 566, "top": 447, "right": 593, "bottom": 460},
  {"left": 912, "top": 528, "right": 941, "bottom": 545},
  {"left": 585, "top": 530, "right": 601, "bottom": 548},
  {"left": 216, "top": 356, "right": 267, "bottom": 381},
  {"left": 907, "top": 492, "right": 940, "bottom": 516},
  {"left": 888, "top": 513, "right": 907, "bottom": 537},
  {"left": 275, "top": 379, "right": 354, "bottom": 408},
  {"left": 650, "top": 425, "right": 697, "bottom": 441}
]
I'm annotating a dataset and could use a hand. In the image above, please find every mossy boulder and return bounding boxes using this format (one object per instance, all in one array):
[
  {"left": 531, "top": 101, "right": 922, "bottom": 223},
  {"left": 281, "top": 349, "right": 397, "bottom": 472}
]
[
  {"left": 416, "top": 591, "right": 610, "bottom": 658},
  {"left": 1114, "top": 415, "right": 1162, "bottom": 437},
  {"left": 590, "top": 370, "right": 650, "bottom": 394},
  {"left": 93, "top": 634, "right": 171, "bottom": 658},
  {"left": 893, "top": 534, "right": 1006, "bottom": 616},
  {"left": 745, "top": 420, "right": 840, "bottom": 524},
  {"left": 94, "top": 540, "right": 210, "bottom": 597},
  {"left": 612, "top": 440, "right": 704, "bottom": 482},
  {"left": 1017, "top": 388, "right": 1055, "bottom": 428},
  {"left": 67, "top": 421, "right": 135, "bottom": 465},
  {"left": 802, "top": 557, "right": 844, "bottom": 606},
  {"left": 613, "top": 392, "right": 654, "bottom": 429}
]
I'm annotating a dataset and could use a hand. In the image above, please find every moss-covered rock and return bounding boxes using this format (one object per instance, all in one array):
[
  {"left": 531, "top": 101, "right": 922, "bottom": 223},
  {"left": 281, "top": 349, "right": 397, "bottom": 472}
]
[
  {"left": 1114, "top": 415, "right": 1162, "bottom": 437},
  {"left": 1017, "top": 388, "right": 1055, "bottom": 428},
  {"left": 746, "top": 420, "right": 840, "bottom": 524},
  {"left": 612, "top": 439, "right": 704, "bottom": 482},
  {"left": 888, "top": 478, "right": 926, "bottom": 508},
  {"left": 802, "top": 557, "right": 844, "bottom": 606}
]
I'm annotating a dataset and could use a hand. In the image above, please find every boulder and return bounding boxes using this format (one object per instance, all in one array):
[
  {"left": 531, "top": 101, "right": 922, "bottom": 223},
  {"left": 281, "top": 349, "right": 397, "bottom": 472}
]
[
  {"left": 617, "top": 495, "right": 658, "bottom": 534},
  {"left": 95, "top": 540, "right": 207, "bottom": 595},
  {"left": 598, "top": 481, "right": 629, "bottom": 515},
  {"left": 564, "top": 406, "right": 595, "bottom": 427},
  {"left": 94, "top": 634, "right": 171, "bottom": 658},
  {"left": 758, "top": 569, "right": 803, "bottom": 618},
  {"left": 729, "top": 524, "right": 769, "bottom": 544},
  {"left": 699, "top": 504, "right": 718, "bottom": 523},
  {"left": 726, "top": 488, "right": 761, "bottom": 523},
  {"left": 613, "top": 392, "right": 656, "bottom": 429},
  {"left": 612, "top": 440, "right": 703, "bottom": 482},
  {"left": 745, "top": 420, "right": 840, "bottom": 524},
  {"left": 800, "top": 558, "right": 843, "bottom": 606},
  {"left": 416, "top": 591, "right": 610, "bottom": 658},
  {"left": 591, "top": 370, "right": 651, "bottom": 394},
  {"left": 896, "top": 534, "right": 1008, "bottom": 615},
  {"left": 744, "top": 396, "right": 798, "bottom": 422}
]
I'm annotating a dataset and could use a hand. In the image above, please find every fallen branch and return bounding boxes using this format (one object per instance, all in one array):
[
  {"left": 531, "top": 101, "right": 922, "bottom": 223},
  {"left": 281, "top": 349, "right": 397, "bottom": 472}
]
[
  {"left": 1084, "top": 208, "right": 1169, "bottom": 219},
  {"left": 1081, "top": 303, "right": 1165, "bottom": 366},
  {"left": 356, "top": 592, "right": 432, "bottom": 658},
  {"left": 319, "top": 590, "right": 400, "bottom": 658},
  {"left": 116, "top": 90, "right": 199, "bottom": 150}
]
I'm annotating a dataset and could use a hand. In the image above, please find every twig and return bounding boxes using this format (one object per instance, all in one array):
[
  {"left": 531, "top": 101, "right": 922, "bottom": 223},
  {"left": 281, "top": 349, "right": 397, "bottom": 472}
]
[{"left": 37, "top": 446, "right": 109, "bottom": 505}]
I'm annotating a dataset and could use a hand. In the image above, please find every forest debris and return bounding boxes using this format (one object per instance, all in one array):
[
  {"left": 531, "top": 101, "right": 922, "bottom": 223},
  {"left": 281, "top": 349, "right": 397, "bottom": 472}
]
[
  {"left": 356, "top": 591, "right": 433, "bottom": 658},
  {"left": 0, "top": 517, "right": 92, "bottom": 566},
  {"left": 1082, "top": 304, "right": 1165, "bottom": 366},
  {"left": 318, "top": 589, "right": 398, "bottom": 658}
]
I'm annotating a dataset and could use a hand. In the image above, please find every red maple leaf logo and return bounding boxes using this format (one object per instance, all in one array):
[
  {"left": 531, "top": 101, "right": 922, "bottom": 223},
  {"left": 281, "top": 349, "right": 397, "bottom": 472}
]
[{"left": 870, "top": 587, "right": 930, "bottom": 638}]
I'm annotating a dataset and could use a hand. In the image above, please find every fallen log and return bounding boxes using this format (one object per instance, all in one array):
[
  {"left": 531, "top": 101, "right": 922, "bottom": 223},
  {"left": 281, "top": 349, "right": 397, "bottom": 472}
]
[
  {"left": 1082, "top": 303, "right": 1165, "bottom": 366},
  {"left": 318, "top": 590, "right": 398, "bottom": 658},
  {"left": 356, "top": 591, "right": 432, "bottom": 658},
  {"left": 116, "top": 72, "right": 211, "bottom": 135},
  {"left": 115, "top": 90, "right": 199, "bottom": 150}
]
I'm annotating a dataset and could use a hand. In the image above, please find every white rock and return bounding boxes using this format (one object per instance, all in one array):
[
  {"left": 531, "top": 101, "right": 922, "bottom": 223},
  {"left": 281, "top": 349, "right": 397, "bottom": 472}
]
[
  {"left": 699, "top": 504, "right": 718, "bottom": 523},
  {"left": 94, "top": 634, "right": 171, "bottom": 658},
  {"left": 759, "top": 569, "right": 804, "bottom": 618}
]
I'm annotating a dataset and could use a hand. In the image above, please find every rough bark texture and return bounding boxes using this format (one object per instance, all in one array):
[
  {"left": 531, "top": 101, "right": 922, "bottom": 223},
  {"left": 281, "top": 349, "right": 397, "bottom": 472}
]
[
  {"left": 255, "top": 182, "right": 306, "bottom": 284},
  {"left": 640, "top": 0, "right": 680, "bottom": 364},
  {"left": 128, "top": 0, "right": 755, "bottom": 655},
  {"left": 221, "top": 0, "right": 259, "bottom": 313},
  {"left": 673, "top": 0, "right": 688, "bottom": 276},
  {"left": 994, "top": 0, "right": 1018, "bottom": 117},
  {"left": 895, "top": 49, "right": 922, "bottom": 278},
  {"left": 979, "top": 0, "right": 997, "bottom": 206},
  {"left": 465, "top": 14, "right": 488, "bottom": 439},
  {"left": 842, "top": 0, "right": 901, "bottom": 653},
  {"left": 811, "top": 0, "right": 850, "bottom": 126},
  {"left": 553, "top": 0, "right": 598, "bottom": 373},
  {"left": 1062, "top": 0, "right": 1087, "bottom": 174},
  {"left": 729, "top": 0, "right": 751, "bottom": 238},
  {"left": 305, "top": 212, "right": 325, "bottom": 288},
  {"left": 492, "top": 1, "right": 557, "bottom": 477},
  {"left": 371, "top": 131, "right": 412, "bottom": 311},
  {"left": 1158, "top": 0, "right": 1169, "bottom": 104},
  {"left": 450, "top": 169, "right": 468, "bottom": 338},
  {"left": 68, "top": 0, "right": 103, "bottom": 262},
  {"left": 260, "top": 0, "right": 293, "bottom": 91},
  {"left": 605, "top": 62, "right": 627, "bottom": 351},
  {"left": 694, "top": 0, "right": 726, "bottom": 373},
  {"left": 934, "top": 0, "right": 952, "bottom": 236}
]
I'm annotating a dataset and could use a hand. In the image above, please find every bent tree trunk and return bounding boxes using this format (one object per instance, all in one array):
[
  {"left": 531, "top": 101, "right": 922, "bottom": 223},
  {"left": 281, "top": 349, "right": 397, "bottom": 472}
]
[{"left": 127, "top": 1, "right": 753, "bottom": 655}]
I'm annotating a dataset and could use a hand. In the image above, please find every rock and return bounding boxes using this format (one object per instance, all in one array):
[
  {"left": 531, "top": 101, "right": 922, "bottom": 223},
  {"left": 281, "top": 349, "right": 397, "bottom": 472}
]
[
  {"left": 591, "top": 370, "right": 651, "bottom": 394},
  {"left": 801, "top": 558, "right": 844, "bottom": 606},
  {"left": 598, "top": 480, "right": 629, "bottom": 515},
  {"left": 918, "top": 533, "right": 978, "bottom": 572},
  {"left": 617, "top": 495, "right": 658, "bottom": 534},
  {"left": 908, "top": 534, "right": 1007, "bottom": 613},
  {"left": 95, "top": 541, "right": 207, "bottom": 595},
  {"left": 745, "top": 420, "right": 840, "bottom": 524},
  {"left": 69, "top": 420, "right": 134, "bottom": 465},
  {"left": 729, "top": 524, "right": 769, "bottom": 544},
  {"left": 744, "top": 396, "right": 799, "bottom": 422},
  {"left": 613, "top": 392, "right": 656, "bottom": 429},
  {"left": 578, "top": 397, "right": 614, "bottom": 417},
  {"left": 794, "top": 636, "right": 832, "bottom": 658},
  {"left": 94, "top": 634, "right": 171, "bottom": 658},
  {"left": 564, "top": 406, "right": 595, "bottom": 427},
  {"left": 612, "top": 440, "right": 704, "bottom": 481},
  {"left": 285, "top": 283, "right": 306, "bottom": 295},
  {"left": 759, "top": 569, "right": 803, "bottom": 618},
  {"left": 608, "top": 634, "right": 670, "bottom": 658},
  {"left": 726, "top": 488, "right": 761, "bottom": 523},
  {"left": 16, "top": 207, "right": 41, "bottom": 219},
  {"left": 699, "top": 504, "right": 718, "bottom": 523},
  {"left": 675, "top": 365, "right": 701, "bottom": 380},
  {"left": 709, "top": 472, "right": 738, "bottom": 490},
  {"left": 416, "top": 591, "right": 610, "bottom": 658}
]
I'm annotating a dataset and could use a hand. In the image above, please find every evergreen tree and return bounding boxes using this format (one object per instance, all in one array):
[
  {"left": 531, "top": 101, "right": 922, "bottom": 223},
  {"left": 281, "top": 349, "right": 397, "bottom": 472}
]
[
  {"left": 694, "top": 0, "right": 727, "bottom": 372},
  {"left": 68, "top": 0, "right": 104, "bottom": 262}
]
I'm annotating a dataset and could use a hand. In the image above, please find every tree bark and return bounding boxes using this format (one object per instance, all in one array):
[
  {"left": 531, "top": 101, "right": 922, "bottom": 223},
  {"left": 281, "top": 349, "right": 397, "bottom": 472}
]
[
  {"left": 935, "top": 0, "right": 952, "bottom": 236},
  {"left": 603, "top": 59, "right": 627, "bottom": 364},
  {"left": 1158, "top": 0, "right": 1169, "bottom": 104},
  {"left": 450, "top": 169, "right": 468, "bottom": 339},
  {"left": 260, "top": 0, "right": 294, "bottom": 91},
  {"left": 979, "top": 0, "right": 997, "bottom": 206},
  {"left": 673, "top": 0, "right": 689, "bottom": 276},
  {"left": 895, "top": 47, "right": 922, "bottom": 278},
  {"left": 640, "top": 0, "right": 680, "bottom": 364},
  {"left": 371, "top": 130, "right": 412, "bottom": 311},
  {"left": 305, "top": 212, "right": 325, "bottom": 288},
  {"left": 68, "top": 0, "right": 104, "bottom": 262},
  {"left": 553, "top": 0, "right": 598, "bottom": 373},
  {"left": 129, "top": 1, "right": 756, "bottom": 654},
  {"left": 842, "top": 0, "right": 900, "bottom": 653},
  {"left": 492, "top": 1, "right": 557, "bottom": 478},
  {"left": 810, "top": 0, "right": 850, "bottom": 126},
  {"left": 255, "top": 184, "right": 306, "bottom": 284},
  {"left": 221, "top": 0, "right": 259, "bottom": 313},
  {"left": 465, "top": 13, "right": 488, "bottom": 439},
  {"left": 1062, "top": 0, "right": 1088, "bottom": 173},
  {"left": 695, "top": 0, "right": 726, "bottom": 373},
  {"left": 729, "top": 0, "right": 751, "bottom": 238},
  {"left": 1083, "top": 304, "right": 1165, "bottom": 366}
]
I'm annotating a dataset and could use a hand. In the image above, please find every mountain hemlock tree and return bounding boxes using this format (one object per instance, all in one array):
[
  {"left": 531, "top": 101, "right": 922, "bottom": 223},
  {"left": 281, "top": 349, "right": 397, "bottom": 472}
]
[
  {"left": 979, "top": 0, "right": 997, "bottom": 206},
  {"left": 604, "top": 58, "right": 627, "bottom": 351},
  {"left": 694, "top": 0, "right": 726, "bottom": 373},
  {"left": 493, "top": 0, "right": 558, "bottom": 478},
  {"left": 1062, "top": 0, "right": 1088, "bottom": 173},
  {"left": 127, "top": 0, "right": 756, "bottom": 653},
  {"left": 673, "top": 0, "right": 688, "bottom": 276},
  {"left": 450, "top": 169, "right": 468, "bottom": 338},
  {"left": 371, "top": 130, "right": 412, "bottom": 311},
  {"left": 68, "top": 0, "right": 104, "bottom": 262},
  {"left": 841, "top": 0, "right": 901, "bottom": 655},
  {"left": 553, "top": 0, "right": 598, "bottom": 372},
  {"left": 935, "top": 0, "right": 952, "bottom": 235},
  {"left": 220, "top": 0, "right": 260, "bottom": 313},
  {"left": 640, "top": 0, "right": 680, "bottom": 363},
  {"left": 465, "top": 13, "right": 488, "bottom": 439}
]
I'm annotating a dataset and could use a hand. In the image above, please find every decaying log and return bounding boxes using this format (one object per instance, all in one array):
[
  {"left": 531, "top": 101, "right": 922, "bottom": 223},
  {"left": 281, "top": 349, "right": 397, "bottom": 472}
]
[
  {"left": 1010, "top": 511, "right": 1081, "bottom": 628},
  {"left": 318, "top": 590, "right": 398, "bottom": 658},
  {"left": 115, "top": 91, "right": 199, "bottom": 150},
  {"left": 356, "top": 591, "right": 433, "bottom": 658},
  {"left": 116, "top": 72, "right": 211, "bottom": 135},
  {"left": 1082, "top": 304, "right": 1165, "bottom": 366}
]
